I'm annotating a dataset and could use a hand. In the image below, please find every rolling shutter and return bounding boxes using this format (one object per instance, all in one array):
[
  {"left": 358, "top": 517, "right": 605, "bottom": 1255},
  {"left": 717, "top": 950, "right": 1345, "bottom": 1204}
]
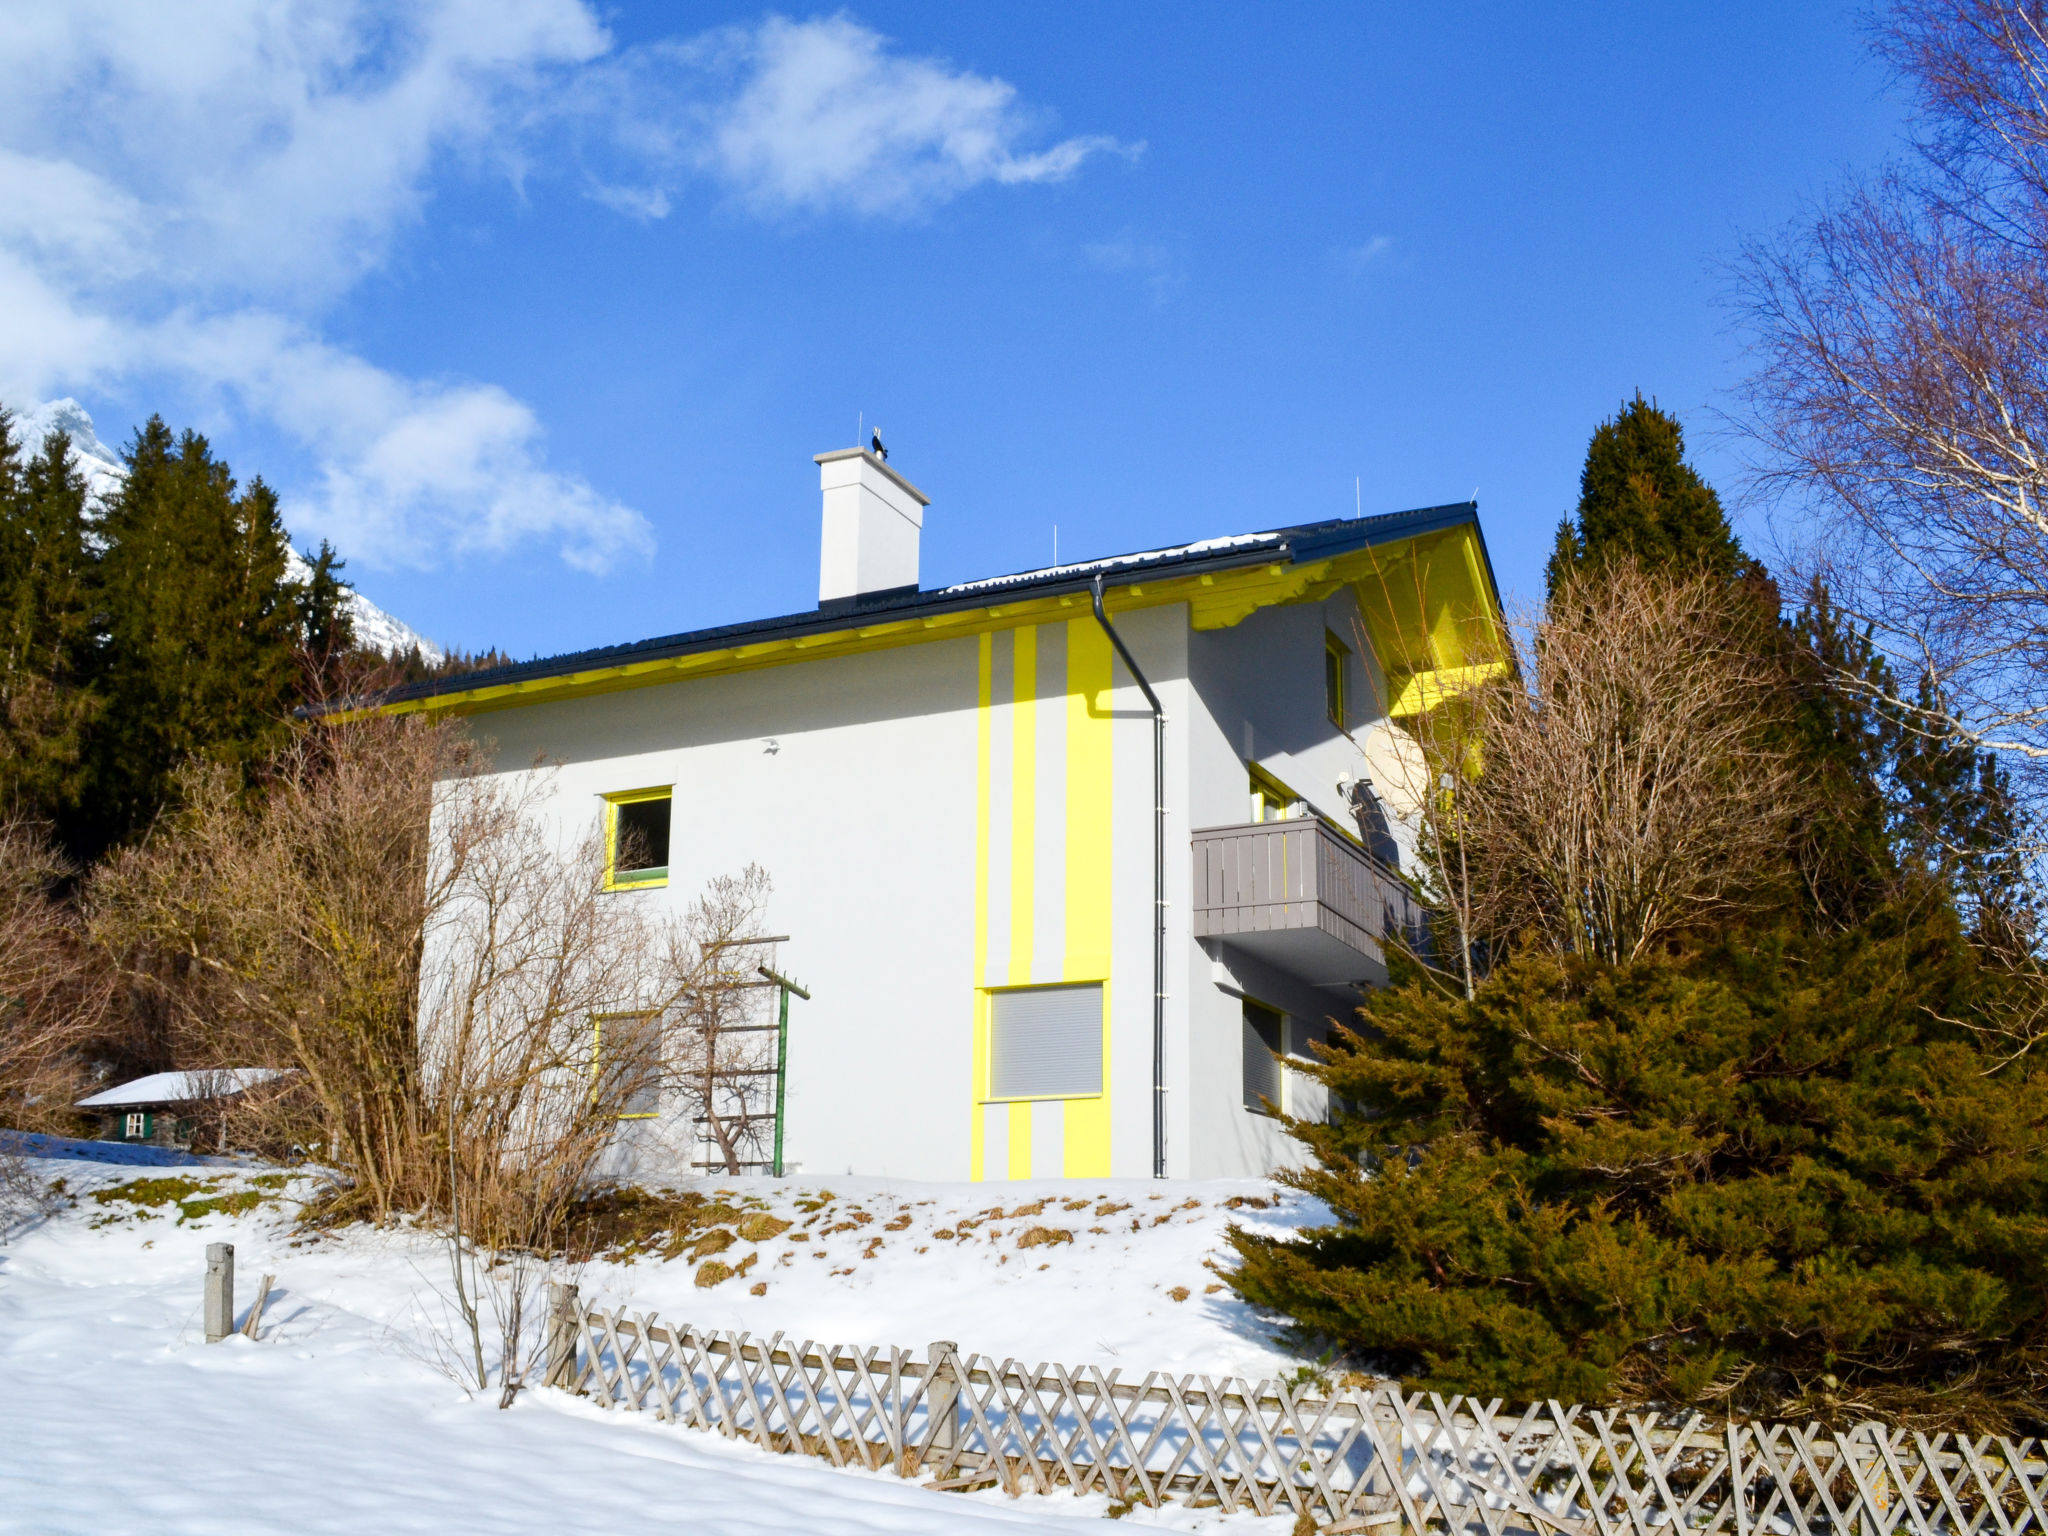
[{"left": 990, "top": 984, "right": 1103, "bottom": 1099}]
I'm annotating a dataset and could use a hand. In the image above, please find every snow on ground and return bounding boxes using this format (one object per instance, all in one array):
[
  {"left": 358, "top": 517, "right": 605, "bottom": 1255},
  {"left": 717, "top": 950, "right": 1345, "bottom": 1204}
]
[
  {"left": 0, "top": 1153, "right": 1329, "bottom": 1534},
  {"left": 576, "top": 1174, "right": 1326, "bottom": 1380}
]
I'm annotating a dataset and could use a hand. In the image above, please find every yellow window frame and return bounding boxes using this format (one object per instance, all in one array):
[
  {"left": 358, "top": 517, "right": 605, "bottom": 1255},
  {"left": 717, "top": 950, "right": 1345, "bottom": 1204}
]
[
  {"left": 591, "top": 1010, "right": 662, "bottom": 1119},
  {"left": 980, "top": 981, "right": 1108, "bottom": 1104},
  {"left": 1248, "top": 763, "right": 1301, "bottom": 824},
  {"left": 603, "top": 785, "right": 672, "bottom": 891}
]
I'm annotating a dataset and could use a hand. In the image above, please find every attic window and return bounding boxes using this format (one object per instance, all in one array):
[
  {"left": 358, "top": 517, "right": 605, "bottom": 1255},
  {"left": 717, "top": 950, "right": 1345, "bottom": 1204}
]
[
  {"left": 605, "top": 789, "right": 672, "bottom": 890},
  {"left": 1325, "top": 633, "right": 1348, "bottom": 728}
]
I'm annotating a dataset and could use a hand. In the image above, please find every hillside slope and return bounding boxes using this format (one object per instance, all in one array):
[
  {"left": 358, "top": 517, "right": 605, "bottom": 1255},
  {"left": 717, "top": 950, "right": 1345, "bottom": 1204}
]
[{"left": 0, "top": 1152, "right": 1321, "bottom": 1534}]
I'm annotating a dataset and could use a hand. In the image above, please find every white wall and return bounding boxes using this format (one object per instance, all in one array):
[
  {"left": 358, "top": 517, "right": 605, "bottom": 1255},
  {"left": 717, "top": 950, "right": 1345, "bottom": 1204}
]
[
  {"left": 424, "top": 581, "right": 1408, "bottom": 1185},
  {"left": 462, "top": 636, "right": 983, "bottom": 1180}
]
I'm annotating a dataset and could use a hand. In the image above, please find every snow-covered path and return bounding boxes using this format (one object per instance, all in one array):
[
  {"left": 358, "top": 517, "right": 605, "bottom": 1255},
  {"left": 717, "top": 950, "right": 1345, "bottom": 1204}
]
[{"left": 0, "top": 1158, "right": 1317, "bottom": 1534}]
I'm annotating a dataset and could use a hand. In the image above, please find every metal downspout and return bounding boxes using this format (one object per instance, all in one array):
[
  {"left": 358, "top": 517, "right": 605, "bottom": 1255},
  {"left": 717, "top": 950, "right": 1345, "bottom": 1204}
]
[{"left": 1091, "top": 575, "right": 1168, "bottom": 1179}]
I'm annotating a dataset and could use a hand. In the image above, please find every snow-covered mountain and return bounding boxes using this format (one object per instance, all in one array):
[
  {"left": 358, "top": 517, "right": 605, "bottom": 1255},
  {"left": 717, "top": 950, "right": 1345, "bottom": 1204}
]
[{"left": 7, "top": 398, "right": 444, "bottom": 665}]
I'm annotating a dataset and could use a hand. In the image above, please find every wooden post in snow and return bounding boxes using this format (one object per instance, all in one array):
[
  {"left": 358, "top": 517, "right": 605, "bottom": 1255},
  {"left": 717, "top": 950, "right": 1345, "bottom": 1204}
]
[
  {"left": 240, "top": 1273, "right": 275, "bottom": 1339},
  {"left": 204, "top": 1242, "right": 234, "bottom": 1343},
  {"left": 545, "top": 1281, "right": 579, "bottom": 1388},
  {"left": 926, "top": 1339, "right": 958, "bottom": 1458}
]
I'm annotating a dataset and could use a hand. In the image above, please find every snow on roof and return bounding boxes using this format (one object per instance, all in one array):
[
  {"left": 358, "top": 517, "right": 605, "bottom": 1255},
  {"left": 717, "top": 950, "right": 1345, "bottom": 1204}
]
[
  {"left": 76, "top": 1068, "right": 286, "bottom": 1108},
  {"left": 937, "top": 530, "right": 1284, "bottom": 597}
]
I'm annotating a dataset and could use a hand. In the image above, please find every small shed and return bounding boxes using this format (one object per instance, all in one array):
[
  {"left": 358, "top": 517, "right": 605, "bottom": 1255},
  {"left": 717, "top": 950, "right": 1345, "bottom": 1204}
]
[{"left": 75, "top": 1069, "right": 285, "bottom": 1149}]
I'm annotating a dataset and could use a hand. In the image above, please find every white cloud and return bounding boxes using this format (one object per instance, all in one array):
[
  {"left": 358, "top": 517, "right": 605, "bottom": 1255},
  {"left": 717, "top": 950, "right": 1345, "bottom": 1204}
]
[
  {"left": 698, "top": 15, "right": 1135, "bottom": 216},
  {"left": 1084, "top": 232, "right": 1183, "bottom": 305},
  {"left": 0, "top": 3, "right": 1126, "bottom": 570},
  {"left": 1336, "top": 235, "right": 1395, "bottom": 274}
]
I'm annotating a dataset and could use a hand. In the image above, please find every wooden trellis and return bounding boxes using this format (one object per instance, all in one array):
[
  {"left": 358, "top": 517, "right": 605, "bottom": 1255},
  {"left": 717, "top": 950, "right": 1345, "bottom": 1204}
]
[{"left": 549, "top": 1296, "right": 2048, "bottom": 1534}]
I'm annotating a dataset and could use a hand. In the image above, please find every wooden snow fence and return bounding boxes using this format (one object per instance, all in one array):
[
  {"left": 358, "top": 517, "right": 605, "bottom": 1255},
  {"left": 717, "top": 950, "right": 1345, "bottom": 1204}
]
[{"left": 549, "top": 1296, "right": 2048, "bottom": 1534}]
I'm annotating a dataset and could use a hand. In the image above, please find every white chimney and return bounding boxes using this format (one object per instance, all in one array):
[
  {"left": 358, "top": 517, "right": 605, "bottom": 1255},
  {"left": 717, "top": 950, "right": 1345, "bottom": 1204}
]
[{"left": 814, "top": 447, "right": 930, "bottom": 609}]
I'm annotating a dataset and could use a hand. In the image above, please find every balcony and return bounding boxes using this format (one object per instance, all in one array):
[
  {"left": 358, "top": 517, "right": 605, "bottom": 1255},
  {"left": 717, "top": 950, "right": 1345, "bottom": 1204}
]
[{"left": 1191, "top": 816, "right": 1422, "bottom": 986}]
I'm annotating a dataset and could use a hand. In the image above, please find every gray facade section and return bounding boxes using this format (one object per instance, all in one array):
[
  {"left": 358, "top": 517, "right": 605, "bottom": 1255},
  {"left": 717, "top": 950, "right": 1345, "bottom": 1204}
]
[{"left": 1031, "top": 1098, "right": 1066, "bottom": 1179}]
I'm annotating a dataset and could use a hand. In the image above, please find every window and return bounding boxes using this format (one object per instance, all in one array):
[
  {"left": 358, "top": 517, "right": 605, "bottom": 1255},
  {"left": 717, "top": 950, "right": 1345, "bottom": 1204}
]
[
  {"left": 604, "top": 788, "right": 672, "bottom": 890},
  {"left": 1325, "top": 633, "right": 1348, "bottom": 728},
  {"left": 123, "top": 1111, "right": 149, "bottom": 1140},
  {"left": 988, "top": 984, "right": 1103, "bottom": 1100},
  {"left": 1249, "top": 765, "right": 1300, "bottom": 823},
  {"left": 1243, "top": 1001, "right": 1284, "bottom": 1113},
  {"left": 593, "top": 1011, "right": 662, "bottom": 1118}
]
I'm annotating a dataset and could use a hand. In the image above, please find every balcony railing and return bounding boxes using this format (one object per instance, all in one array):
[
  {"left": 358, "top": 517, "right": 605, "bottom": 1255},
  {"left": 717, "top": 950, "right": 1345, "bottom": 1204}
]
[{"left": 1191, "top": 816, "right": 1423, "bottom": 986}]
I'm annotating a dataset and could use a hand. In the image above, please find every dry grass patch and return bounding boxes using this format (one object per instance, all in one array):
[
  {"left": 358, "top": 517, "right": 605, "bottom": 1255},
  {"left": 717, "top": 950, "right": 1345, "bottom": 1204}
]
[
  {"left": 564, "top": 1187, "right": 742, "bottom": 1262},
  {"left": 689, "top": 1229, "right": 735, "bottom": 1262},
  {"left": 1016, "top": 1226, "right": 1073, "bottom": 1250}
]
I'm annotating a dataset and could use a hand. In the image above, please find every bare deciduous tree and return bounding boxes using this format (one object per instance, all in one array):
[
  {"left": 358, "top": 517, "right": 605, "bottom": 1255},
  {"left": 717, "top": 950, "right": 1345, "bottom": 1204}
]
[
  {"left": 88, "top": 715, "right": 464, "bottom": 1211},
  {"left": 655, "top": 867, "right": 777, "bottom": 1176},
  {"left": 0, "top": 821, "right": 112, "bottom": 1134},
  {"left": 1736, "top": 0, "right": 2048, "bottom": 799},
  {"left": 88, "top": 711, "right": 784, "bottom": 1401},
  {"left": 0, "top": 820, "right": 118, "bottom": 1229},
  {"left": 1460, "top": 566, "right": 1804, "bottom": 965}
]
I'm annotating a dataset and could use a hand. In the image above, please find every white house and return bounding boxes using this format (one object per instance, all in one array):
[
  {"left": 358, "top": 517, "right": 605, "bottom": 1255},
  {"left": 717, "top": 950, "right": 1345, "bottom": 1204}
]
[{"left": 379, "top": 446, "right": 1505, "bottom": 1182}]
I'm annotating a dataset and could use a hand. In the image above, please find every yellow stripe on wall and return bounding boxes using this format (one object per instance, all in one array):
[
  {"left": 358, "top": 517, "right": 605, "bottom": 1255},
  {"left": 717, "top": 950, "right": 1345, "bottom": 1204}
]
[
  {"left": 970, "top": 619, "right": 1118, "bottom": 1182},
  {"left": 1009, "top": 625, "right": 1036, "bottom": 988},
  {"left": 969, "top": 632, "right": 994, "bottom": 1183},
  {"left": 1062, "top": 617, "right": 1114, "bottom": 1177}
]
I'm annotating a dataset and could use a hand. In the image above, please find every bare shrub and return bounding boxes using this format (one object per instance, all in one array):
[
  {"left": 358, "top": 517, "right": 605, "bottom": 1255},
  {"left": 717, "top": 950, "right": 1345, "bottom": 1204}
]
[
  {"left": 418, "top": 772, "right": 661, "bottom": 1402},
  {"left": 0, "top": 820, "right": 114, "bottom": 1135},
  {"left": 1462, "top": 565, "right": 1805, "bottom": 964},
  {"left": 89, "top": 710, "right": 783, "bottom": 1403},
  {"left": 87, "top": 714, "right": 462, "bottom": 1210},
  {"left": 648, "top": 867, "right": 778, "bottom": 1175}
]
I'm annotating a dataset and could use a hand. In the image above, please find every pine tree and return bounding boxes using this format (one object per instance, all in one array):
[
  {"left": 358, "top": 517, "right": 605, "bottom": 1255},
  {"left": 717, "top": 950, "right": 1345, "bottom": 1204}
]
[
  {"left": 83, "top": 418, "right": 303, "bottom": 852},
  {"left": 0, "top": 411, "right": 99, "bottom": 820},
  {"left": 1546, "top": 394, "right": 1752, "bottom": 593}
]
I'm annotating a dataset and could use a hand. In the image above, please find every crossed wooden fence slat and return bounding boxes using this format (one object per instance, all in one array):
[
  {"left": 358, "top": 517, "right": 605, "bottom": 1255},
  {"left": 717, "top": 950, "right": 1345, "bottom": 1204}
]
[{"left": 550, "top": 1297, "right": 2048, "bottom": 1534}]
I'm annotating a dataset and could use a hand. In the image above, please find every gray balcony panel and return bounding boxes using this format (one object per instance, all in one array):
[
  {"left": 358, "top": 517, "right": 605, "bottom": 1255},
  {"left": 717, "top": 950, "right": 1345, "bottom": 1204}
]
[{"left": 1192, "top": 818, "right": 1419, "bottom": 986}]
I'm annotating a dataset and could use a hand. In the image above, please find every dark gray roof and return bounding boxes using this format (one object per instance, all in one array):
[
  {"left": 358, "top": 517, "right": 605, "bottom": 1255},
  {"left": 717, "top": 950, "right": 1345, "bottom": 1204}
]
[{"left": 363, "top": 499, "right": 1491, "bottom": 710}]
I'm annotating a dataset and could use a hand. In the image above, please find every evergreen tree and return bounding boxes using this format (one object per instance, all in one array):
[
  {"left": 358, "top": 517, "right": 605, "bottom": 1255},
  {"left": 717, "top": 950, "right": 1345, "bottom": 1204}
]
[
  {"left": 0, "top": 411, "right": 98, "bottom": 819},
  {"left": 1891, "top": 674, "right": 2038, "bottom": 953},
  {"left": 1547, "top": 394, "right": 1752, "bottom": 593},
  {"left": 296, "top": 539, "right": 355, "bottom": 678},
  {"left": 1776, "top": 580, "right": 1902, "bottom": 927},
  {"left": 1228, "top": 922, "right": 2048, "bottom": 1427},
  {"left": 83, "top": 418, "right": 303, "bottom": 852}
]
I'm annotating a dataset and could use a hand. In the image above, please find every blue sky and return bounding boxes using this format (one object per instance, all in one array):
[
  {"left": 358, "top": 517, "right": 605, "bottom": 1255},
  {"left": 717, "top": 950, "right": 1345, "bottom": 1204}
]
[{"left": 0, "top": 4, "right": 1907, "bottom": 658}]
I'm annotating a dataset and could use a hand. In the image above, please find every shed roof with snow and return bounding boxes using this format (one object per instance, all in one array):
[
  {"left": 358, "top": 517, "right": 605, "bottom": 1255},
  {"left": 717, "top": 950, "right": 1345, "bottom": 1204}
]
[{"left": 76, "top": 1069, "right": 285, "bottom": 1109}]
